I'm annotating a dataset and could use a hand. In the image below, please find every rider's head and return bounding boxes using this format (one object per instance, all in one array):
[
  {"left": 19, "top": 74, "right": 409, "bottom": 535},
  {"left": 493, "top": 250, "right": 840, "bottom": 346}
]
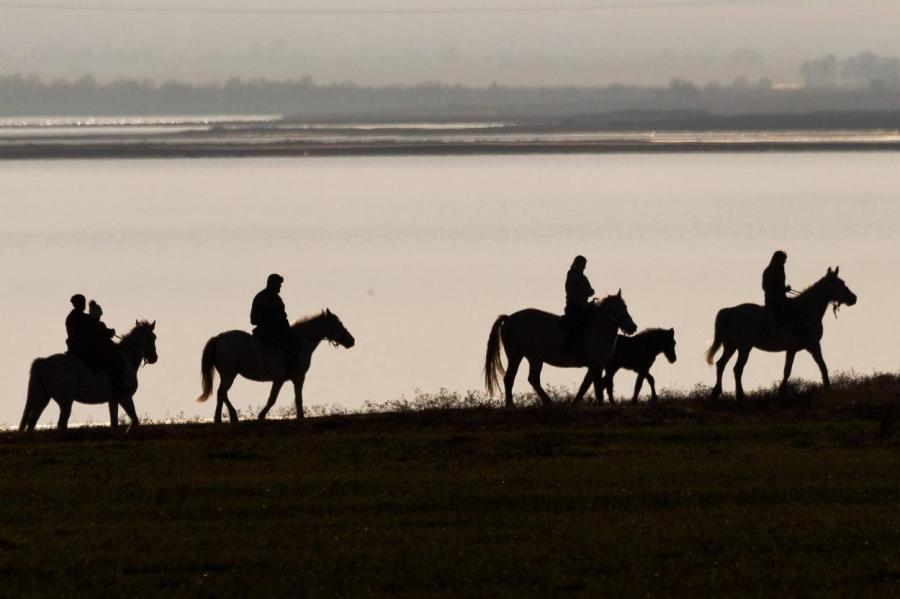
[
  {"left": 88, "top": 300, "right": 102, "bottom": 319},
  {"left": 70, "top": 294, "right": 86, "bottom": 311},
  {"left": 771, "top": 250, "right": 787, "bottom": 266},
  {"left": 571, "top": 255, "right": 587, "bottom": 272},
  {"left": 267, "top": 273, "right": 284, "bottom": 292}
]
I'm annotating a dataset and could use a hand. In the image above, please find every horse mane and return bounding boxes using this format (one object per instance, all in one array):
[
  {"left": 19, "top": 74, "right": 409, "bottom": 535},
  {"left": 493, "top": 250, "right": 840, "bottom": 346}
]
[
  {"left": 119, "top": 320, "right": 152, "bottom": 345},
  {"left": 635, "top": 327, "right": 671, "bottom": 337},
  {"left": 291, "top": 311, "right": 330, "bottom": 328}
]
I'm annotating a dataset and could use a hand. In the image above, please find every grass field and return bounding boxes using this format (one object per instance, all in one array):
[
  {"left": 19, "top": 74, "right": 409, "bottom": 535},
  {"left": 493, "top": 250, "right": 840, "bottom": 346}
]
[{"left": 1, "top": 374, "right": 899, "bottom": 596}]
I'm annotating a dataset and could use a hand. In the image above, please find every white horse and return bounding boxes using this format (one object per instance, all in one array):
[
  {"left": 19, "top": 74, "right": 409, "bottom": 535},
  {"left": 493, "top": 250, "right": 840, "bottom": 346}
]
[
  {"left": 197, "top": 310, "right": 355, "bottom": 423},
  {"left": 707, "top": 267, "right": 857, "bottom": 400},
  {"left": 20, "top": 320, "right": 158, "bottom": 432}
]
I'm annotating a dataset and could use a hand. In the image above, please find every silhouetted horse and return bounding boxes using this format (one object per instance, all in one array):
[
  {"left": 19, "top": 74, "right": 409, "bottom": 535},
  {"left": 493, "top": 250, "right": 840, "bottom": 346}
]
[
  {"left": 707, "top": 267, "right": 857, "bottom": 400},
  {"left": 573, "top": 328, "right": 677, "bottom": 404},
  {"left": 197, "top": 310, "right": 355, "bottom": 423},
  {"left": 20, "top": 320, "right": 158, "bottom": 432},
  {"left": 484, "top": 291, "right": 637, "bottom": 408}
]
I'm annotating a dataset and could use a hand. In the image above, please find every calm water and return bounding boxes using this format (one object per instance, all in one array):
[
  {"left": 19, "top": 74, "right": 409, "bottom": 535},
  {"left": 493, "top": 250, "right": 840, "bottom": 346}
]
[{"left": 1, "top": 153, "right": 898, "bottom": 426}]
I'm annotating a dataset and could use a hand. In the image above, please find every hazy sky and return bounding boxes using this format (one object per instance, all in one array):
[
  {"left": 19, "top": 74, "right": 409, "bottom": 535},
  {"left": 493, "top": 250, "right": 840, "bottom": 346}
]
[{"left": 1, "top": 0, "right": 899, "bottom": 85}]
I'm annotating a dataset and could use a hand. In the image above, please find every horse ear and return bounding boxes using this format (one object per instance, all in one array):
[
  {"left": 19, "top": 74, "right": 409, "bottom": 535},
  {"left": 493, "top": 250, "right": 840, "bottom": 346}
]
[
  {"left": 834, "top": 266, "right": 839, "bottom": 276},
  {"left": 135, "top": 319, "right": 140, "bottom": 326},
  {"left": 150, "top": 320, "right": 156, "bottom": 330},
  {"left": 669, "top": 328, "right": 674, "bottom": 334},
  {"left": 827, "top": 267, "right": 833, "bottom": 275},
  {"left": 616, "top": 288, "right": 622, "bottom": 298},
  {"left": 326, "top": 308, "right": 332, "bottom": 316}
]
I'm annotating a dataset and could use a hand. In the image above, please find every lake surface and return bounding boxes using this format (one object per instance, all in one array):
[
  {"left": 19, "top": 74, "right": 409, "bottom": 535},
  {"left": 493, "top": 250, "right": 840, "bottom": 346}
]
[{"left": 1, "top": 153, "right": 898, "bottom": 427}]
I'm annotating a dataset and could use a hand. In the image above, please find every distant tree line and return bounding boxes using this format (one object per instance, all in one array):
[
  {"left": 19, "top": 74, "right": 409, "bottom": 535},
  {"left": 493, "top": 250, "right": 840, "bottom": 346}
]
[
  {"left": 800, "top": 51, "right": 900, "bottom": 90},
  {"left": 2, "top": 52, "right": 900, "bottom": 119}
]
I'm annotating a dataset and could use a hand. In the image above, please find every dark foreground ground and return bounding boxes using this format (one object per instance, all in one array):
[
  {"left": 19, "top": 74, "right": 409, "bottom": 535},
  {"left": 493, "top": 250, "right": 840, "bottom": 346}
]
[{"left": 2, "top": 375, "right": 900, "bottom": 596}]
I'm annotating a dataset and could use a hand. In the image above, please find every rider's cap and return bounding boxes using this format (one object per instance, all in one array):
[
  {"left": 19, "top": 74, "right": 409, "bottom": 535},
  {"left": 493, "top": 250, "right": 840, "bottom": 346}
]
[
  {"left": 572, "top": 255, "right": 587, "bottom": 267},
  {"left": 772, "top": 250, "right": 787, "bottom": 262},
  {"left": 70, "top": 294, "right": 86, "bottom": 308},
  {"left": 267, "top": 273, "right": 284, "bottom": 286}
]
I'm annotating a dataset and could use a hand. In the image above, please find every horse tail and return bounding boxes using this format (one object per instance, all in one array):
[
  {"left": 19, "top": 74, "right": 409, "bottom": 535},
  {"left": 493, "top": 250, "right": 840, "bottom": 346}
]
[
  {"left": 706, "top": 309, "right": 728, "bottom": 365},
  {"left": 21, "top": 358, "right": 47, "bottom": 432},
  {"left": 484, "top": 315, "right": 508, "bottom": 397},
  {"left": 197, "top": 336, "right": 219, "bottom": 402}
]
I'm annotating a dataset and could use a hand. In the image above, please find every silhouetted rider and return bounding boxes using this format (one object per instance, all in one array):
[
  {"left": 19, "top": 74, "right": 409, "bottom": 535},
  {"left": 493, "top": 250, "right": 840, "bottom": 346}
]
[
  {"left": 251, "top": 273, "right": 296, "bottom": 365},
  {"left": 762, "top": 250, "right": 792, "bottom": 324},
  {"left": 563, "top": 255, "right": 595, "bottom": 352},
  {"left": 65, "top": 294, "right": 91, "bottom": 362},
  {"left": 86, "top": 300, "right": 130, "bottom": 393}
]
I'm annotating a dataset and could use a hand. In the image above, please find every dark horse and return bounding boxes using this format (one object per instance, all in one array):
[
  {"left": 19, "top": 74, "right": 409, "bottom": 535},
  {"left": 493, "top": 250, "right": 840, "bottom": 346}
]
[
  {"left": 484, "top": 291, "right": 637, "bottom": 408},
  {"left": 197, "top": 310, "right": 355, "bottom": 423},
  {"left": 707, "top": 267, "right": 857, "bottom": 400},
  {"left": 573, "top": 328, "right": 677, "bottom": 404},
  {"left": 20, "top": 320, "right": 159, "bottom": 432}
]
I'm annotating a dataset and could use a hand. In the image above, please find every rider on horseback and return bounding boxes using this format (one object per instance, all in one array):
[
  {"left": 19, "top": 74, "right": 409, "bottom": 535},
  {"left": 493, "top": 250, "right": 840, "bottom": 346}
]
[
  {"left": 563, "top": 255, "right": 595, "bottom": 352},
  {"left": 762, "top": 250, "right": 792, "bottom": 324},
  {"left": 65, "top": 294, "right": 129, "bottom": 392},
  {"left": 65, "top": 294, "right": 91, "bottom": 361},
  {"left": 251, "top": 273, "right": 297, "bottom": 367}
]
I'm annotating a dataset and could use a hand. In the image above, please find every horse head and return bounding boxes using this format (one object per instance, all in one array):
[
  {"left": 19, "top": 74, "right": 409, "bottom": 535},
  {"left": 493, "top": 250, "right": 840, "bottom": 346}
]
[
  {"left": 598, "top": 289, "right": 637, "bottom": 335},
  {"left": 324, "top": 309, "right": 355, "bottom": 349},
  {"left": 129, "top": 319, "right": 158, "bottom": 365},
  {"left": 825, "top": 266, "right": 857, "bottom": 307},
  {"left": 663, "top": 328, "right": 677, "bottom": 364}
]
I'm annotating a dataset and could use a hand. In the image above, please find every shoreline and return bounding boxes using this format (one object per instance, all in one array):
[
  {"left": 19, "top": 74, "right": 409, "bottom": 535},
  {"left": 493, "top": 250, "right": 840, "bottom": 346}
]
[{"left": 3, "top": 139, "right": 900, "bottom": 160}]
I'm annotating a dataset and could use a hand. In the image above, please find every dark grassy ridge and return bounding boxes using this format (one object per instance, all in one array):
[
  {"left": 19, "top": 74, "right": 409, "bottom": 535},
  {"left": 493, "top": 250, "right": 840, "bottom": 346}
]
[{"left": 1, "top": 375, "right": 899, "bottom": 596}]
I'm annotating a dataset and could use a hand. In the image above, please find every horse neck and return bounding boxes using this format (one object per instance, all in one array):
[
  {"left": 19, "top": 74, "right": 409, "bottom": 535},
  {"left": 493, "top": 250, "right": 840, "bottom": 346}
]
[
  {"left": 592, "top": 303, "right": 621, "bottom": 337},
  {"left": 794, "top": 279, "right": 833, "bottom": 320},
  {"left": 117, "top": 331, "right": 144, "bottom": 369},
  {"left": 293, "top": 315, "right": 329, "bottom": 348},
  {"left": 625, "top": 332, "right": 663, "bottom": 359}
]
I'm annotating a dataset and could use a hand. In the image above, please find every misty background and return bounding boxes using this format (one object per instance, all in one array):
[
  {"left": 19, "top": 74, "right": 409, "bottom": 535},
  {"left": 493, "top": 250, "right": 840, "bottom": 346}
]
[{"left": 1, "top": 0, "right": 898, "bottom": 87}]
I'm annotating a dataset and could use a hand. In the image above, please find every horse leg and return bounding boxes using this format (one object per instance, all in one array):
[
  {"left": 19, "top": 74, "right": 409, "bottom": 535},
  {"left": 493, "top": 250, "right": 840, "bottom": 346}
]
[
  {"left": 27, "top": 393, "right": 52, "bottom": 432},
  {"left": 57, "top": 399, "right": 72, "bottom": 431},
  {"left": 604, "top": 368, "right": 617, "bottom": 405},
  {"left": 258, "top": 380, "right": 285, "bottom": 421},
  {"left": 526, "top": 360, "right": 553, "bottom": 408},
  {"left": 779, "top": 350, "right": 796, "bottom": 396},
  {"left": 109, "top": 401, "right": 119, "bottom": 430},
  {"left": 573, "top": 371, "right": 592, "bottom": 404},
  {"left": 632, "top": 374, "right": 645, "bottom": 404},
  {"left": 590, "top": 367, "right": 607, "bottom": 405},
  {"left": 646, "top": 373, "right": 658, "bottom": 402},
  {"left": 733, "top": 348, "right": 751, "bottom": 401},
  {"left": 503, "top": 354, "right": 523, "bottom": 409},
  {"left": 215, "top": 372, "right": 238, "bottom": 424},
  {"left": 292, "top": 374, "right": 306, "bottom": 419},
  {"left": 712, "top": 346, "right": 736, "bottom": 399},
  {"left": 809, "top": 343, "right": 831, "bottom": 390},
  {"left": 120, "top": 396, "right": 140, "bottom": 432}
]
